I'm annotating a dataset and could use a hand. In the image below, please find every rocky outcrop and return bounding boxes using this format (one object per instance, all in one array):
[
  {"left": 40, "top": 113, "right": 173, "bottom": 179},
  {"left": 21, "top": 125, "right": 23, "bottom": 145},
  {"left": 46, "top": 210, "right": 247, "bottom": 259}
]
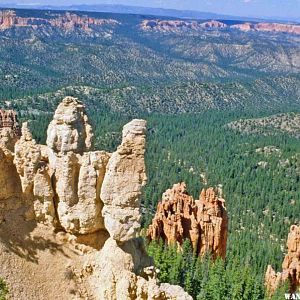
[
  {"left": 140, "top": 19, "right": 227, "bottom": 32},
  {"left": 0, "top": 109, "right": 21, "bottom": 132},
  {"left": 0, "top": 97, "right": 192, "bottom": 299},
  {"left": 0, "top": 10, "right": 119, "bottom": 32},
  {"left": 46, "top": 96, "right": 93, "bottom": 154},
  {"left": 147, "top": 182, "right": 228, "bottom": 258},
  {"left": 0, "top": 109, "right": 22, "bottom": 201},
  {"left": 201, "top": 20, "right": 227, "bottom": 28},
  {"left": 89, "top": 237, "right": 191, "bottom": 299},
  {"left": 257, "top": 23, "right": 300, "bottom": 35},
  {"left": 237, "top": 22, "right": 300, "bottom": 35},
  {"left": 141, "top": 19, "right": 300, "bottom": 35},
  {"left": 101, "top": 119, "right": 147, "bottom": 242},
  {"left": 3, "top": 98, "right": 110, "bottom": 233},
  {"left": 265, "top": 225, "right": 300, "bottom": 295}
]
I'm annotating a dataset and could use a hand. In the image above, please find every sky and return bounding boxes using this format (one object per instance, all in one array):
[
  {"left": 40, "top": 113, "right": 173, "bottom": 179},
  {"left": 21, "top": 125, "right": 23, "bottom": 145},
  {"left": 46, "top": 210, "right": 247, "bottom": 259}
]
[{"left": 0, "top": 0, "right": 299, "bottom": 20}]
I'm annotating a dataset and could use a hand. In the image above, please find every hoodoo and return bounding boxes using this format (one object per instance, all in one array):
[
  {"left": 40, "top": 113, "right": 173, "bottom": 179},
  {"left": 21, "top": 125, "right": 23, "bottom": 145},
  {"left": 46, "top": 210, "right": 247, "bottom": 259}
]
[
  {"left": 0, "top": 97, "right": 192, "bottom": 299},
  {"left": 265, "top": 224, "right": 300, "bottom": 295},
  {"left": 147, "top": 182, "right": 228, "bottom": 259}
]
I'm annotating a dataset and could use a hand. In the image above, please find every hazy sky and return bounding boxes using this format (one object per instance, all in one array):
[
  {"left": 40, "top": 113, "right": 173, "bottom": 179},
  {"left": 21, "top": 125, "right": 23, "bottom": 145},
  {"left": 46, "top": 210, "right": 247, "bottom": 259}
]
[{"left": 0, "top": 0, "right": 299, "bottom": 20}]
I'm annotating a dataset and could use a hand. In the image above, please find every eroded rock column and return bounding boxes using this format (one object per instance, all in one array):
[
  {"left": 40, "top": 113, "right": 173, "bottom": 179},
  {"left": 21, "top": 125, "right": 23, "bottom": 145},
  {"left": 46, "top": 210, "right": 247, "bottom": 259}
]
[
  {"left": 46, "top": 97, "right": 110, "bottom": 234},
  {"left": 265, "top": 225, "right": 300, "bottom": 295},
  {"left": 147, "top": 182, "right": 228, "bottom": 258},
  {"left": 101, "top": 119, "right": 147, "bottom": 242}
]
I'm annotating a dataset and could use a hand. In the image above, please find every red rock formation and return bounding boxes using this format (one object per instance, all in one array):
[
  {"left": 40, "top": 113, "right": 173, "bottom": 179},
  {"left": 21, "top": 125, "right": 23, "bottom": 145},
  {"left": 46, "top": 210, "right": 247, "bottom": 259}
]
[
  {"left": 140, "top": 18, "right": 300, "bottom": 35},
  {"left": 48, "top": 12, "right": 119, "bottom": 32},
  {"left": 231, "top": 22, "right": 300, "bottom": 35},
  {"left": 265, "top": 225, "right": 300, "bottom": 295},
  {"left": 140, "top": 20, "right": 199, "bottom": 32},
  {"left": 0, "top": 10, "right": 119, "bottom": 32},
  {"left": 255, "top": 23, "right": 300, "bottom": 35},
  {"left": 147, "top": 182, "right": 228, "bottom": 259},
  {"left": 200, "top": 20, "right": 227, "bottom": 28},
  {"left": 231, "top": 22, "right": 255, "bottom": 32},
  {"left": 0, "top": 109, "right": 21, "bottom": 137},
  {"left": 140, "top": 19, "right": 227, "bottom": 32}
]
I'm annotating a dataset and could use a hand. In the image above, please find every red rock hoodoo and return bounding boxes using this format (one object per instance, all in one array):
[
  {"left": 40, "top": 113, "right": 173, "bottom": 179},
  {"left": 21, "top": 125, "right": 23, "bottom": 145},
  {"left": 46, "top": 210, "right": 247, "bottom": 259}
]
[
  {"left": 147, "top": 182, "right": 228, "bottom": 258},
  {"left": 265, "top": 225, "right": 300, "bottom": 295},
  {"left": 0, "top": 109, "right": 21, "bottom": 137}
]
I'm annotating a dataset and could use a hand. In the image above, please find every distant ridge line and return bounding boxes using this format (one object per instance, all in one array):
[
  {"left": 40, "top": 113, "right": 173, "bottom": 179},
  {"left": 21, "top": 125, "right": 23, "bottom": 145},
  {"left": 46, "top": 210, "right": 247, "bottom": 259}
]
[{"left": 0, "top": 3, "right": 298, "bottom": 24}]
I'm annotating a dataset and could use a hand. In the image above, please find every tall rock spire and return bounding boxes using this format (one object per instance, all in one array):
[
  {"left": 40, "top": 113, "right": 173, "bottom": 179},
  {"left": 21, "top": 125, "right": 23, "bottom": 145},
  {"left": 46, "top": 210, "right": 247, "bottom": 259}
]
[
  {"left": 265, "top": 225, "right": 300, "bottom": 295},
  {"left": 101, "top": 119, "right": 147, "bottom": 242}
]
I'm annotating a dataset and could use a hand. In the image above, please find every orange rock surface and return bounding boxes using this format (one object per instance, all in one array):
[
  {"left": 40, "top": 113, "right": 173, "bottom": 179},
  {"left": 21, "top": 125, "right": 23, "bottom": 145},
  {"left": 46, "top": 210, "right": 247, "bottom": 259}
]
[
  {"left": 147, "top": 182, "right": 228, "bottom": 258},
  {"left": 265, "top": 225, "right": 300, "bottom": 295}
]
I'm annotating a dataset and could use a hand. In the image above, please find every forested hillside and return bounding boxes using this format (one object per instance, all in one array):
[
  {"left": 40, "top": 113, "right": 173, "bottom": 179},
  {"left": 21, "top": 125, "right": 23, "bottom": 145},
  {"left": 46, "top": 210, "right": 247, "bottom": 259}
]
[{"left": 0, "top": 8, "right": 299, "bottom": 99}]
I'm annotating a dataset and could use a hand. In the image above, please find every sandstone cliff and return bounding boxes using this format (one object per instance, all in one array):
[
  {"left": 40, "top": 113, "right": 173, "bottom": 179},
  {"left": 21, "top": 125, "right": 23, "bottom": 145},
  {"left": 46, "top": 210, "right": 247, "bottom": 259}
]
[
  {"left": 0, "top": 10, "right": 119, "bottom": 32},
  {"left": 265, "top": 224, "right": 300, "bottom": 295},
  {"left": 0, "top": 97, "right": 191, "bottom": 299},
  {"left": 147, "top": 182, "right": 228, "bottom": 259},
  {"left": 141, "top": 19, "right": 300, "bottom": 35}
]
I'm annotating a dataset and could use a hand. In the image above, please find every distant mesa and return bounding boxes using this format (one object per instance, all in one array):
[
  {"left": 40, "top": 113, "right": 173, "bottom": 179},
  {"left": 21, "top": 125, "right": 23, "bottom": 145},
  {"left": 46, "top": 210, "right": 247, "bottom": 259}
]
[
  {"left": 147, "top": 182, "right": 228, "bottom": 259},
  {"left": 0, "top": 10, "right": 120, "bottom": 32},
  {"left": 141, "top": 19, "right": 300, "bottom": 35},
  {"left": 140, "top": 19, "right": 227, "bottom": 32}
]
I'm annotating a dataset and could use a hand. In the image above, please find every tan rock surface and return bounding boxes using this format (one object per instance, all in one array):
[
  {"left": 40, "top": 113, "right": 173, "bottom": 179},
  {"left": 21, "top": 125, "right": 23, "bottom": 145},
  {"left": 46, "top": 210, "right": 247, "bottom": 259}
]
[
  {"left": 54, "top": 151, "right": 110, "bottom": 234},
  {"left": 46, "top": 96, "right": 93, "bottom": 154},
  {"left": 147, "top": 182, "right": 228, "bottom": 258},
  {"left": 14, "top": 123, "right": 42, "bottom": 195},
  {"left": 88, "top": 237, "right": 192, "bottom": 300},
  {"left": 0, "top": 98, "right": 192, "bottom": 299},
  {"left": 101, "top": 119, "right": 147, "bottom": 242},
  {"left": 265, "top": 224, "right": 300, "bottom": 295},
  {"left": 0, "top": 110, "right": 22, "bottom": 202}
]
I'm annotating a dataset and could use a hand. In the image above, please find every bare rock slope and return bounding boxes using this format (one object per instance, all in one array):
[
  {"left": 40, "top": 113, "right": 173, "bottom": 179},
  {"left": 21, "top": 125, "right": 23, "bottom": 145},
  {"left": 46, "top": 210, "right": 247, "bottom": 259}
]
[{"left": 0, "top": 97, "right": 191, "bottom": 300}]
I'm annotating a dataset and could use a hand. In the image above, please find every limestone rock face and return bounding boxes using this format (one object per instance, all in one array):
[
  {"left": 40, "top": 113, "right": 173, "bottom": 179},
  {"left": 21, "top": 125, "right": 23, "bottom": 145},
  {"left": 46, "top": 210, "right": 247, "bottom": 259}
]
[
  {"left": 0, "top": 10, "right": 120, "bottom": 31},
  {"left": 14, "top": 123, "right": 42, "bottom": 195},
  {"left": 1, "top": 98, "right": 111, "bottom": 234},
  {"left": 147, "top": 182, "right": 228, "bottom": 258},
  {"left": 265, "top": 225, "right": 300, "bottom": 295},
  {"left": 0, "top": 147, "right": 22, "bottom": 201},
  {"left": 89, "top": 237, "right": 192, "bottom": 300},
  {"left": 33, "top": 165, "right": 56, "bottom": 224},
  {"left": 101, "top": 119, "right": 147, "bottom": 242},
  {"left": 0, "top": 110, "right": 22, "bottom": 201},
  {"left": 54, "top": 150, "right": 110, "bottom": 234},
  {"left": 46, "top": 96, "right": 93, "bottom": 154}
]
